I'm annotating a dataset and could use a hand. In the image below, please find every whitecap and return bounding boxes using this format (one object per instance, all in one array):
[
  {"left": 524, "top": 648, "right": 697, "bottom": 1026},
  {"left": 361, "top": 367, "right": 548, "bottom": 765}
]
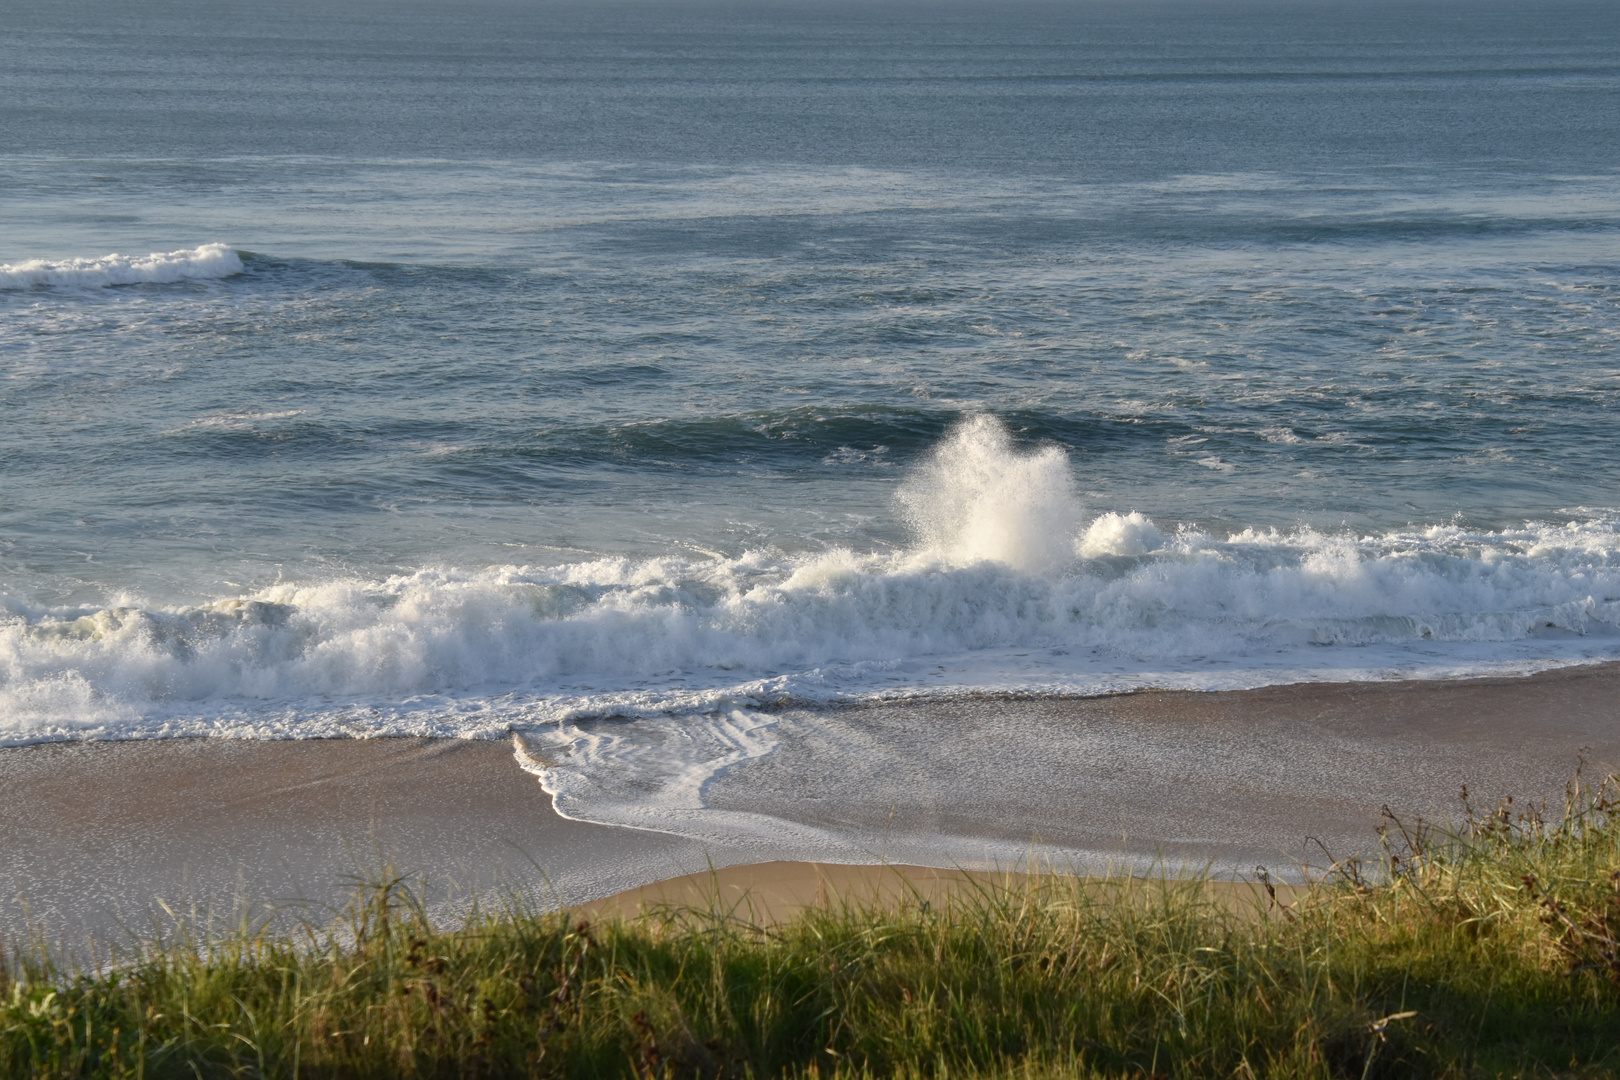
[{"left": 0, "top": 244, "right": 243, "bottom": 289}]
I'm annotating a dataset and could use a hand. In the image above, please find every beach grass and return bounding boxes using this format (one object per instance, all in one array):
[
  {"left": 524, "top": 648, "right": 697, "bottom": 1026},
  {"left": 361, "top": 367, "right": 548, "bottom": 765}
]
[{"left": 4, "top": 773, "right": 1620, "bottom": 1078}]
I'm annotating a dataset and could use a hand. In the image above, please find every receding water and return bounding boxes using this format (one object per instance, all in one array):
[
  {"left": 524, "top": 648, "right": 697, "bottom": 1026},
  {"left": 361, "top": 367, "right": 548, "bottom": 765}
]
[{"left": 3, "top": 0, "right": 1619, "bottom": 763}]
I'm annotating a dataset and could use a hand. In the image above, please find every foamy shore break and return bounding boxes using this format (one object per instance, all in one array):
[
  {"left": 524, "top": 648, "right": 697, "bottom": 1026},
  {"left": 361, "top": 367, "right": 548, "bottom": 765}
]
[
  {"left": 3, "top": 663, "right": 1616, "bottom": 949},
  {"left": 7, "top": 415, "right": 1619, "bottom": 746}
]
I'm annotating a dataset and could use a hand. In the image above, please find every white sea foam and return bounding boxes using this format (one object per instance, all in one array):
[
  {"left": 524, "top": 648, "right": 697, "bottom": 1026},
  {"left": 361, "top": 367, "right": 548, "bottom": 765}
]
[
  {"left": 1077, "top": 511, "right": 1164, "bottom": 558},
  {"left": 2, "top": 416, "right": 1619, "bottom": 744},
  {"left": 514, "top": 713, "right": 1082, "bottom": 867},
  {"left": 0, "top": 244, "right": 242, "bottom": 289},
  {"left": 515, "top": 712, "right": 865, "bottom": 854}
]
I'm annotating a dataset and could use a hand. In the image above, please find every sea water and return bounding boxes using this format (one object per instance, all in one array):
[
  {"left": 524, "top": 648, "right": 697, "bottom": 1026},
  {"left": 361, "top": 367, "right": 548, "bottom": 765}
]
[{"left": 3, "top": 0, "right": 1619, "bottom": 847}]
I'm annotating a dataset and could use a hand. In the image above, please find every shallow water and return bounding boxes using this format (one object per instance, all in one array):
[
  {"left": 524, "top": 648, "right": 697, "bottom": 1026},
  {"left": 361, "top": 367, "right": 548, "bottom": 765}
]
[{"left": 3, "top": 0, "right": 1619, "bottom": 776}]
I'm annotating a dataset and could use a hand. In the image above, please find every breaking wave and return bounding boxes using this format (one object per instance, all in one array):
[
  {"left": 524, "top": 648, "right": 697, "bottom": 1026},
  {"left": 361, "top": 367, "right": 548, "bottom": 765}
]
[
  {"left": 0, "top": 244, "right": 243, "bottom": 289},
  {"left": 3, "top": 417, "right": 1618, "bottom": 743}
]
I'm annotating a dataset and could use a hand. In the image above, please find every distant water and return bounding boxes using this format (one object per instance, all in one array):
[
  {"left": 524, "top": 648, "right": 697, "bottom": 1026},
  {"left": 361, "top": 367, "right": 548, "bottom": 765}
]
[{"left": 4, "top": 0, "right": 1620, "bottom": 765}]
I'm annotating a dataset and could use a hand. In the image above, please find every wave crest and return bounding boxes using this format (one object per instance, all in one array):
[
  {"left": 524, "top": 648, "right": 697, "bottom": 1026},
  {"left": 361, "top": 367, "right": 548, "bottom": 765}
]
[
  {"left": 3, "top": 513, "right": 1619, "bottom": 742},
  {"left": 4, "top": 415, "right": 1618, "bottom": 742},
  {"left": 0, "top": 244, "right": 243, "bottom": 289}
]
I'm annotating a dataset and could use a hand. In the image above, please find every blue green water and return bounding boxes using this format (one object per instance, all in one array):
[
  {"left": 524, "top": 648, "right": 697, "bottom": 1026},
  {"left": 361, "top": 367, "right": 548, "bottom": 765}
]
[{"left": 3, "top": 0, "right": 1619, "bottom": 749}]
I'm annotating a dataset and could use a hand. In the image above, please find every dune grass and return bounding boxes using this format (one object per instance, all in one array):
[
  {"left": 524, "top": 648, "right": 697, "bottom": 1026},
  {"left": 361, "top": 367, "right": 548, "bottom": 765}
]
[{"left": 4, "top": 773, "right": 1620, "bottom": 1078}]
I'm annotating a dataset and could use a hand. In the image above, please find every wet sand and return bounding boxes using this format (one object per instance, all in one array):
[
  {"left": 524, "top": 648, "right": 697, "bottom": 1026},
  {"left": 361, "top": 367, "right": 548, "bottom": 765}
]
[
  {"left": 0, "top": 737, "right": 748, "bottom": 951},
  {"left": 3, "top": 662, "right": 1617, "bottom": 950},
  {"left": 706, "top": 661, "right": 1620, "bottom": 874}
]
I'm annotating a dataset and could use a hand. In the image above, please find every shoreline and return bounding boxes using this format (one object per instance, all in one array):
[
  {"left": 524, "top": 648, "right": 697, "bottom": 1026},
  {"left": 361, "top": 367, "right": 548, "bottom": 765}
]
[
  {"left": 3, "top": 662, "right": 1617, "bottom": 949},
  {"left": 529, "top": 659, "right": 1620, "bottom": 879}
]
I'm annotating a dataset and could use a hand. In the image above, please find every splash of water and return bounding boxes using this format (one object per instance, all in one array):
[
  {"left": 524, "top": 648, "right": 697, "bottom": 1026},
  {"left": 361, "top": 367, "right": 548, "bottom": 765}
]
[
  {"left": 1078, "top": 511, "right": 1165, "bottom": 558},
  {"left": 6, "top": 416, "right": 1620, "bottom": 744},
  {"left": 896, "top": 415, "right": 1083, "bottom": 571}
]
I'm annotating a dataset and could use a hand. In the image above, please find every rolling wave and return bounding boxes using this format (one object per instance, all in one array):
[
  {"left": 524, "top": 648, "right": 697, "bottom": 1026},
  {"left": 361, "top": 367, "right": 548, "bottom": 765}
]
[
  {"left": 3, "top": 418, "right": 1618, "bottom": 744},
  {"left": 0, "top": 244, "right": 242, "bottom": 289}
]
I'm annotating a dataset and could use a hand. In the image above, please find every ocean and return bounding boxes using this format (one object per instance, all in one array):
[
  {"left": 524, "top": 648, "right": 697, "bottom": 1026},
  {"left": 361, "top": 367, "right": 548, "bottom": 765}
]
[{"left": 3, "top": 0, "right": 1619, "bottom": 846}]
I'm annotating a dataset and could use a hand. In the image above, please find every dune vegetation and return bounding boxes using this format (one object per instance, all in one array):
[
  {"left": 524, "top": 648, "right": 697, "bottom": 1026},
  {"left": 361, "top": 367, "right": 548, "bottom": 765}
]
[{"left": 4, "top": 773, "right": 1620, "bottom": 1079}]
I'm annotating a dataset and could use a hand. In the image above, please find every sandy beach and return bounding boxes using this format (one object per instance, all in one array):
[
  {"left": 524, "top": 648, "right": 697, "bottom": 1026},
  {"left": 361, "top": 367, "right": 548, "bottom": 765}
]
[
  {"left": 700, "top": 660, "right": 1620, "bottom": 872},
  {"left": 0, "top": 737, "right": 739, "bottom": 951},
  {"left": 4, "top": 662, "right": 1617, "bottom": 951}
]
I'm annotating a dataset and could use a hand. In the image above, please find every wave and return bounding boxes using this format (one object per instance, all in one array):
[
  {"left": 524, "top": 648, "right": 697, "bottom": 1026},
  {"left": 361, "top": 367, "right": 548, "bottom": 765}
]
[
  {"left": 3, "top": 417, "right": 1618, "bottom": 743},
  {"left": 0, "top": 244, "right": 243, "bottom": 289},
  {"left": 472, "top": 406, "right": 1161, "bottom": 473}
]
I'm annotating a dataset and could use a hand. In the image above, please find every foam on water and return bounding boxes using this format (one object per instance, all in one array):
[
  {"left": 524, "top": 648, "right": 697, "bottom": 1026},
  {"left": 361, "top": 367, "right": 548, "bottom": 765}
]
[
  {"left": 3, "top": 417, "right": 1618, "bottom": 746},
  {"left": 0, "top": 244, "right": 242, "bottom": 289},
  {"left": 1078, "top": 512, "right": 1165, "bottom": 559},
  {"left": 513, "top": 710, "right": 867, "bottom": 856}
]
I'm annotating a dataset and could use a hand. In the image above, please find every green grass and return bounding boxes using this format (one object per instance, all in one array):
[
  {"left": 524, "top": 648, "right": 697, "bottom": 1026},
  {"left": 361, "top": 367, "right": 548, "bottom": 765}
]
[{"left": 5, "top": 772, "right": 1620, "bottom": 1078}]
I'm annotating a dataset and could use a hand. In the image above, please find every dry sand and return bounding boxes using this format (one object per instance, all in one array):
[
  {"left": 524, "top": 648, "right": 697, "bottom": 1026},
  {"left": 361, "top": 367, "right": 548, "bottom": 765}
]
[{"left": 3, "top": 662, "right": 1616, "bottom": 950}]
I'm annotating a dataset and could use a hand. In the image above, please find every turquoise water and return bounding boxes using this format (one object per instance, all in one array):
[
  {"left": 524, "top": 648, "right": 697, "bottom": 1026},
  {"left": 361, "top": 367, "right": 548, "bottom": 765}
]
[{"left": 3, "top": 0, "right": 1620, "bottom": 748}]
